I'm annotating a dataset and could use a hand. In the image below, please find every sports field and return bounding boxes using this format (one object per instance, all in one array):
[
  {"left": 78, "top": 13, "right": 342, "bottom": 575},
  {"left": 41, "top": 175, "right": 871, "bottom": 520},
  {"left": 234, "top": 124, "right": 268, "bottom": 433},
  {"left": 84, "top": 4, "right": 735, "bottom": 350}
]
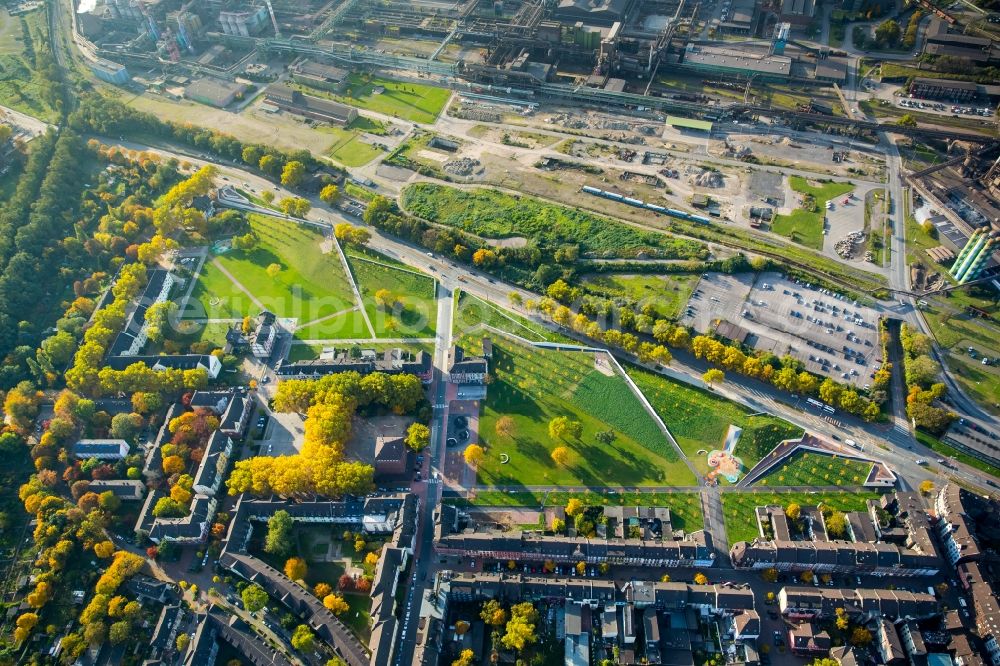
[{"left": 472, "top": 336, "right": 697, "bottom": 487}]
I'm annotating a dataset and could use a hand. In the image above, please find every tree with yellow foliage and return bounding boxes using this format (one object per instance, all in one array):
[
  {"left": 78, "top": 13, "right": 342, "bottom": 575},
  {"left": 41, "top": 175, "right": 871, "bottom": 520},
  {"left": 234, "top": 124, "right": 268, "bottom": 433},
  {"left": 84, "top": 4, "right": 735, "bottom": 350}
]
[
  {"left": 322, "top": 594, "right": 350, "bottom": 615},
  {"left": 463, "top": 444, "right": 484, "bottom": 467},
  {"left": 284, "top": 557, "right": 307, "bottom": 581},
  {"left": 551, "top": 446, "right": 571, "bottom": 467}
]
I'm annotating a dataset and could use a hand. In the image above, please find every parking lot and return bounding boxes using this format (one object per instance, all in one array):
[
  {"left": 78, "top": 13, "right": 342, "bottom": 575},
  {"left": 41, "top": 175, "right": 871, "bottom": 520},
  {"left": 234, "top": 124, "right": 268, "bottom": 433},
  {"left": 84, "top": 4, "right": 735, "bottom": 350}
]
[
  {"left": 898, "top": 98, "right": 994, "bottom": 118},
  {"left": 681, "top": 272, "right": 882, "bottom": 389}
]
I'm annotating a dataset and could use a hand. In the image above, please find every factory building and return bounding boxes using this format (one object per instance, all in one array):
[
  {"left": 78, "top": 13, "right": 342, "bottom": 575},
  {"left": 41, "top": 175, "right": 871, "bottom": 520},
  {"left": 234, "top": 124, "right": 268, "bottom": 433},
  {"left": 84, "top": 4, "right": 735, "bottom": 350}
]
[
  {"left": 680, "top": 43, "right": 791, "bottom": 81},
  {"left": 90, "top": 58, "right": 130, "bottom": 85},
  {"left": 219, "top": 6, "right": 269, "bottom": 37}
]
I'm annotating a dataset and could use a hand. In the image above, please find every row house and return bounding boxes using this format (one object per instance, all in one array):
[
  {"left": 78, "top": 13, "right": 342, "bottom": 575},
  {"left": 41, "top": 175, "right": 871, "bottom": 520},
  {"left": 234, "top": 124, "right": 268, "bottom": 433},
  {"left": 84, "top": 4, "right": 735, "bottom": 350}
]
[
  {"left": 778, "top": 586, "right": 939, "bottom": 621},
  {"left": 107, "top": 269, "right": 175, "bottom": 358},
  {"left": 958, "top": 562, "right": 1000, "bottom": 665},
  {"left": 189, "top": 389, "right": 253, "bottom": 439},
  {"left": 936, "top": 484, "right": 984, "bottom": 566},
  {"left": 221, "top": 552, "right": 369, "bottom": 666},
  {"left": 191, "top": 430, "right": 233, "bottom": 496},
  {"left": 147, "top": 494, "right": 217, "bottom": 544},
  {"left": 730, "top": 538, "right": 939, "bottom": 576},
  {"left": 106, "top": 352, "right": 222, "bottom": 379},
  {"left": 276, "top": 348, "right": 433, "bottom": 384},
  {"left": 435, "top": 529, "right": 714, "bottom": 568},
  {"left": 72, "top": 439, "right": 130, "bottom": 461}
]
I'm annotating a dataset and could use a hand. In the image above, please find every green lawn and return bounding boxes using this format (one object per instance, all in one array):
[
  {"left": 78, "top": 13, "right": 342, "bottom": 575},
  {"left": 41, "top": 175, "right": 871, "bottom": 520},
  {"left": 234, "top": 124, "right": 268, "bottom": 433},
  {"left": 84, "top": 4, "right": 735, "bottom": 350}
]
[
  {"left": 580, "top": 273, "right": 699, "bottom": 320},
  {"left": 722, "top": 490, "right": 882, "bottom": 546},
  {"left": 188, "top": 215, "right": 360, "bottom": 333},
  {"left": 628, "top": 366, "right": 803, "bottom": 476},
  {"left": 452, "top": 290, "right": 575, "bottom": 343},
  {"left": 323, "top": 117, "right": 386, "bottom": 167},
  {"left": 401, "top": 183, "right": 709, "bottom": 260},
  {"left": 345, "top": 252, "right": 437, "bottom": 339},
  {"left": 302, "top": 75, "right": 450, "bottom": 124},
  {"left": 754, "top": 451, "right": 874, "bottom": 487},
  {"left": 771, "top": 177, "right": 854, "bottom": 250},
  {"left": 445, "top": 490, "right": 704, "bottom": 532},
  {"left": 472, "top": 336, "right": 697, "bottom": 487}
]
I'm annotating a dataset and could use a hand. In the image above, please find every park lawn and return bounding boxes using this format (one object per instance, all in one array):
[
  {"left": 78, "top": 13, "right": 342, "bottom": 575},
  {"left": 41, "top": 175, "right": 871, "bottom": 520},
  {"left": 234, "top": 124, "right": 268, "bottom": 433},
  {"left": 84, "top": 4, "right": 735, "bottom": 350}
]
[
  {"left": 447, "top": 490, "right": 704, "bottom": 531},
  {"left": 628, "top": 366, "right": 802, "bottom": 476},
  {"left": 210, "top": 215, "right": 357, "bottom": 324},
  {"left": 187, "top": 260, "right": 255, "bottom": 320},
  {"left": 401, "top": 183, "right": 709, "bottom": 260},
  {"left": 580, "top": 273, "right": 699, "bottom": 320},
  {"left": 452, "top": 290, "right": 575, "bottom": 343},
  {"left": 474, "top": 336, "right": 696, "bottom": 487},
  {"left": 345, "top": 253, "right": 437, "bottom": 339},
  {"left": 313, "top": 74, "right": 450, "bottom": 124},
  {"left": 293, "top": 309, "right": 370, "bottom": 341},
  {"left": 722, "top": 490, "right": 882, "bottom": 546},
  {"left": 772, "top": 177, "right": 854, "bottom": 250},
  {"left": 754, "top": 451, "right": 874, "bottom": 487}
]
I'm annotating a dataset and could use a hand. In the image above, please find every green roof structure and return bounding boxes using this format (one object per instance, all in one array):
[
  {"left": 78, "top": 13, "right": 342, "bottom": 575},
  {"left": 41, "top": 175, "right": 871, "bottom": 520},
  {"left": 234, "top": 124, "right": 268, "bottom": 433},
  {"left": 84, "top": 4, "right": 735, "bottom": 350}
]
[{"left": 667, "top": 116, "right": 713, "bottom": 132}]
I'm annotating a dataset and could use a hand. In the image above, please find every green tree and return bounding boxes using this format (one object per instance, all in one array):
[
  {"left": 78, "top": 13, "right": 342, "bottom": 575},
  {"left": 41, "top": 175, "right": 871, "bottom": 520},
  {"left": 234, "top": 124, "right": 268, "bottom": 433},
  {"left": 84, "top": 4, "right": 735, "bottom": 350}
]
[
  {"left": 241, "top": 584, "right": 269, "bottom": 613},
  {"left": 874, "top": 18, "right": 901, "bottom": 45},
  {"left": 265, "top": 510, "right": 294, "bottom": 557},
  {"left": 404, "top": 423, "right": 430, "bottom": 451},
  {"left": 897, "top": 114, "right": 918, "bottom": 128},
  {"left": 280, "top": 160, "right": 306, "bottom": 187},
  {"left": 291, "top": 624, "right": 315, "bottom": 651}
]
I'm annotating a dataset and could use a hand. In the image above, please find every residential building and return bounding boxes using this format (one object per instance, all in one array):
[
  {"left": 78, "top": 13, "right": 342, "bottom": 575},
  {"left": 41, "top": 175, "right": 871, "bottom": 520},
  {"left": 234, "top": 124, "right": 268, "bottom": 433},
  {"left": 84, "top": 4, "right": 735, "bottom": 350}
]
[
  {"left": 731, "top": 491, "right": 940, "bottom": 576},
  {"left": 86, "top": 480, "right": 146, "bottom": 501},
  {"left": 108, "top": 269, "right": 175, "bottom": 358},
  {"left": 250, "top": 311, "right": 277, "bottom": 358},
  {"left": 191, "top": 431, "right": 232, "bottom": 496},
  {"left": 72, "top": 439, "right": 130, "bottom": 461},
  {"left": 778, "top": 586, "right": 939, "bottom": 621},
  {"left": 276, "top": 348, "right": 432, "bottom": 383},
  {"left": 106, "top": 353, "right": 222, "bottom": 379},
  {"left": 877, "top": 618, "right": 907, "bottom": 666},
  {"left": 188, "top": 389, "right": 253, "bottom": 439},
  {"left": 435, "top": 505, "right": 714, "bottom": 567},
  {"left": 789, "top": 622, "right": 831, "bottom": 656},
  {"left": 374, "top": 435, "right": 407, "bottom": 477},
  {"left": 147, "top": 494, "right": 217, "bottom": 544},
  {"left": 447, "top": 344, "right": 488, "bottom": 384},
  {"left": 936, "top": 484, "right": 983, "bottom": 566}
]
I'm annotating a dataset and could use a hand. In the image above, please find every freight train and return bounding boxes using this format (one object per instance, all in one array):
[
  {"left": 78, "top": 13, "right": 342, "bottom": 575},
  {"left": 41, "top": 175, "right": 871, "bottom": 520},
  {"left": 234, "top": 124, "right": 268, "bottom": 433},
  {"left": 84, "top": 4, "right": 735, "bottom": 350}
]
[{"left": 581, "top": 186, "right": 711, "bottom": 224}]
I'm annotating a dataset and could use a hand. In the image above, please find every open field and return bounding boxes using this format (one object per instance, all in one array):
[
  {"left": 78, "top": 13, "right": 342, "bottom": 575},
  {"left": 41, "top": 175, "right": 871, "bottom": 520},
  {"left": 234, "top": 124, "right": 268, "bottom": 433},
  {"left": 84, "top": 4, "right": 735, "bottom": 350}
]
[
  {"left": 471, "top": 336, "right": 697, "bottom": 487},
  {"left": 185, "top": 215, "right": 360, "bottom": 336},
  {"left": 445, "top": 490, "right": 704, "bottom": 532},
  {"left": 323, "top": 118, "right": 386, "bottom": 167},
  {"left": 402, "top": 183, "right": 709, "bottom": 260},
  {"left": 300, "top": 75, "right": 450, "bottom": 124},
  {"left": 452, "top": 290, "right": 574, "bottom": 343},
  {"left": 754, "top": 451, "right": 874, "bottom": 487},
  {"left": 345, "top": 251, "right": 437, "bottom": 339},
  {"left": 0, "top": 10, "right": 60, "bottom": 122},
  {"left": 628, "top": 366, "right": 803, "bottom": 476},
  {"left": 771, "top": 177, "right": 854, "bottom": 250},
  {"left": 722, "top": 490, "right": 882, "bottom": 545},
  {"left": 579, "top": 273, "right": 699, "bottom": 320}
]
